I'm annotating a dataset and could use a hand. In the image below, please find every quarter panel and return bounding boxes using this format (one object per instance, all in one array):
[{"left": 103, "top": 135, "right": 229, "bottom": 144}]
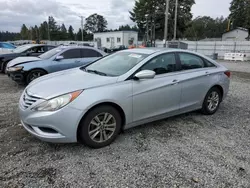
[{"left": 178, "top": 68, "right": 222, "bottom": 110}]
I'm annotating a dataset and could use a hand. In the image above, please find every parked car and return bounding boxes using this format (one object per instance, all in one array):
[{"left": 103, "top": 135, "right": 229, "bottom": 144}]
[
  {"left": 0, "top": 44, "right": 55, "bottom": 73},
  {"left": 0, "top": 42, "right": 16, "bottom": 49},
  {"left": 7, "top": 46, "right": 106, "bottom": 84},
  {"left": 0, "top": 42, "right": 16, "bottom": 54},
  {"left": 19, "top": 48, "right": 230, "bottom": 148}
]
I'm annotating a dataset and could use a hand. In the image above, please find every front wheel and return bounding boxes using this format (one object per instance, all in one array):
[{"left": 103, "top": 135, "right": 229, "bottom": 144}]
[
  {"left": 26, "top": 69, "right": 47, "bottom": 84},
  {"left": 201, "top": 87, "right": 222, "bottom": 115},
  {"left": 78, "top": 105, "right": 122, "bottom": 148}
]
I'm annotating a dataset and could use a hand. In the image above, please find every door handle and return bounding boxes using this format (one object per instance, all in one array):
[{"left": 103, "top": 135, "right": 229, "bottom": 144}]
[
  {"left": 171, "top": 79, "right": 179, "bottom": 85},
  {"left": 75, "top": 60, "right": 81, "bottom": 63},
  {"left": 205, "top": 71, "right": 210, "bottom": 76}
]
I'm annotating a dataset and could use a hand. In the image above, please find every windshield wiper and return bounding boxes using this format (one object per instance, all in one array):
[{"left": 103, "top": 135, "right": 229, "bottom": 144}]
[{"left": 85, "top": 69, "right": 107, "bottom": 76}]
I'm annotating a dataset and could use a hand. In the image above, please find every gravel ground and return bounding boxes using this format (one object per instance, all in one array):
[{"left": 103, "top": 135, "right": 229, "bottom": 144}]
[{"left": 0, "top": 71, "right": 250, "bottom": 188}]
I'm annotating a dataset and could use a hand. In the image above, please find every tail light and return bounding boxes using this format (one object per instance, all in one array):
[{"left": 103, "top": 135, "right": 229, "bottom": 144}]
[{"left": 224, "top": 71, "right": 231, "bottom": 78}]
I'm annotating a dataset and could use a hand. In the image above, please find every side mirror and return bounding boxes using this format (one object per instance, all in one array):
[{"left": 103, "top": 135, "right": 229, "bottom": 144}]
[
  {"left": 55, "top": 55, "right": 64, "bottom": 61},
  {"left": 134, "top": 70, "right": 155, "bottom": 80}
]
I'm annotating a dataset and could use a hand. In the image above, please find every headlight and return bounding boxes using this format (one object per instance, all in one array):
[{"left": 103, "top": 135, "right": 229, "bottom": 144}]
[
  {"left": 8, "top": 66, "right": 23, "bottom": 72},
  {"left": 32, "top": 90, "right": 82, "bottom": 111}
]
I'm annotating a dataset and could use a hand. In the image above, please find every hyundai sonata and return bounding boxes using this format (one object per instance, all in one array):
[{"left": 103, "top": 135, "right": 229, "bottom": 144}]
[{"left": 19, "top": 48, "right": 230, "bottom": 148}]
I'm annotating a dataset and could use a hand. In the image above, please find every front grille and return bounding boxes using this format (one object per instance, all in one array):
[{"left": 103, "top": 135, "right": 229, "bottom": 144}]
[{"left": 21, "top": 90, "right": 41, "bottom": 109}]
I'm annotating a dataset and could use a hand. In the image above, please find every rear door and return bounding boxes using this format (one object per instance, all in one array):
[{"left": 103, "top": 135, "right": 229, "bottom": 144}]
[
  {"left": 177, "top": 52, "right": 217, "bottom": 111},
  {"left": 132, "top": 52, "right": 182, "bottom": 122},
  {"left": 51, "top": 48, "right": 82, "bottom": 72},
  {"left": 79, "top": 48, "right": 103, "bottom": 67}
]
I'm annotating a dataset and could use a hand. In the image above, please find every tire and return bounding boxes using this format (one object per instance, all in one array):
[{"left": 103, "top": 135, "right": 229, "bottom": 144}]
[
  {"left": 201, "top": 87, "right": 222, "bottom": 115},
  {"left": 26, "top": 69, "right": 47, "bottom": 84},
  {"left": 78, "top": 105, "right": 122, "bottom": 148},
  {"left": 0, "top": 62, "right": 6, "bottom": 73}
]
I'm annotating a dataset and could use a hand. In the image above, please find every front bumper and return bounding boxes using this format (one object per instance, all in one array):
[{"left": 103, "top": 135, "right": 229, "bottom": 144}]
[
  {"left": 19, "top": 95, "right": 85, "bottom": 143},
  {"left": 7, "top": 70, "right": 25, "bottom": 83}
]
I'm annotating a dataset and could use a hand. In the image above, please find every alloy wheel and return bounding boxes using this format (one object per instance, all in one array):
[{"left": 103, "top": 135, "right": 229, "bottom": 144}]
[
  {"left": 207, "top": 91, "right": 219, "bottom": 111},
  {"left": 30, "top": 72, "right": 42, "bottom": 81},
  {"left": 88, "top": 112, "right": 116, "bottom": 143}
]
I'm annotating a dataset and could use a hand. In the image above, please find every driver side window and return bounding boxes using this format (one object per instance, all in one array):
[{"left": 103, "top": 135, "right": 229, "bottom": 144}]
[{"left": 141, "top": 53, "right": 177, "bottom": 75}]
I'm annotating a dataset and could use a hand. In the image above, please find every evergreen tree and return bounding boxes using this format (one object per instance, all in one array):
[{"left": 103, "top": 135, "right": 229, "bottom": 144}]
[
  {"left": 130, "top": 0, "right": 195, "bottom": 40},
  {"left": 20, "top": 24, "right": 29, "bottom": 40},
  {"left": 39, "top": 21, "right": 49, "bottom": 40},
  {"left": 68, "top": 25, "right": 74, "bottom": 40}
]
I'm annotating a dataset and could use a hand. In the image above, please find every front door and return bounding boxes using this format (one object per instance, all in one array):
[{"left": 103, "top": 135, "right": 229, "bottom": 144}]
[
  {"left": 51, "top": 48, "right": 82, "bottom": 72},
  {"left": 132, "top": 52, "right": 181, "bottom": 122}
]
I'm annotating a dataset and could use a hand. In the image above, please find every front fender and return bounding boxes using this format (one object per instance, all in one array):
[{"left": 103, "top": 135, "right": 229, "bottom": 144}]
[{"left": 22, "top": 60, "right": 50, "bottom": 72}]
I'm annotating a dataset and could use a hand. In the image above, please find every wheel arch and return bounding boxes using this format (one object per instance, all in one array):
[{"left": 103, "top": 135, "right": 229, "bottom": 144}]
[
  {"left": 26, "top": 68, "right": 48, "bottom": 74},
  {"left": 76, "top": 101, "right": 126, "bottom": 142},
  {"left": 208, "top": 84, "right": 224, "bottom": 102},
  {"left": 25, "top": 68, "right": 48, "bottom": 84}
]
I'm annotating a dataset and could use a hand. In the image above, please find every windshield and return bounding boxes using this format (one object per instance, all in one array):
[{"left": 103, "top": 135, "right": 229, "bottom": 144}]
[
  {"left": 85, "top": 52, "right": 148, "bottom": 76},
  {"left": 13, "top": 45, "right": 33, "bottom": 53},
  {"left": 1, "top": 43, "right": 16, "bottom": 49},
  {"left": 39, "top": 47, "right": 63, "bottom": 59}
]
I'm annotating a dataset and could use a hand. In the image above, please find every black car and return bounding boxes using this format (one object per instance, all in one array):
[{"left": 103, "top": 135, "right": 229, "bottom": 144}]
[{"left": 0, "top": 44, "right": 55, "bottom": 73}]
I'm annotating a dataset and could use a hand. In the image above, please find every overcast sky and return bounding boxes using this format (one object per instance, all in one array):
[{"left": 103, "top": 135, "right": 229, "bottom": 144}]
[{"left": 0, "top": 0, "right": 231, "bottom": 32}]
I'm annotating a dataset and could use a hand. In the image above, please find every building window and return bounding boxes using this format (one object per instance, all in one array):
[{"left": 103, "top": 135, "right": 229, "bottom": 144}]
[
  {"left": 117, "top": 37, "right": 121, "bottom": 43},
  {"left": 107, "top": 38, "right": 110, "bottom": 42}
]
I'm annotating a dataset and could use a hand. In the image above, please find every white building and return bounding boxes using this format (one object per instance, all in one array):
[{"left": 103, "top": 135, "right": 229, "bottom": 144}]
[
  {"left": 94, "top": 31, "right": 138, "bottom": 49},
  {"left": 222, "top": 27, "right": 249, "bottom": 41}
]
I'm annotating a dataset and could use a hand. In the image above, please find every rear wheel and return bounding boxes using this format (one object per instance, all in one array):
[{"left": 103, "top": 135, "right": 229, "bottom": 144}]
[
  {"left": 26, "top": 69, "right": 47, "bottom": 84},
  {"left": 78, "top": 105, "right": 122, "bottom": 148},
  {"left": 201, "top": 87, "right": 222, "bottom": 115}
]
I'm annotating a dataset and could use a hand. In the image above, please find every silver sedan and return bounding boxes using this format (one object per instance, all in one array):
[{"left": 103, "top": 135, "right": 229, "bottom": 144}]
[{"left": 19, "top": 48, "right": 230, "bottom": 148}]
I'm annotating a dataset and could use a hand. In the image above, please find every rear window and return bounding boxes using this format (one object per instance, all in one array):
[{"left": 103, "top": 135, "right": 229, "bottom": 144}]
[{"left": 82, "top": 49, "right": 102, "bottom": 58}]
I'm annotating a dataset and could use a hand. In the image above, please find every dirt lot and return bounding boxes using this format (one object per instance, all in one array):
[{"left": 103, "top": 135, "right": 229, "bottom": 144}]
[{"left": 0, "top": 70, "right": 250, "bottom": 188}]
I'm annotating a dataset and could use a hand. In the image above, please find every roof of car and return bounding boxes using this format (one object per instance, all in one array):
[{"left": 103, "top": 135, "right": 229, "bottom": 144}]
[
  {"left": 124, "top": 47, "right": 177, "bottom": 55},
  {"left": 17, "top": 44, "right": 55, "bottom": 47},
  {"left": 56, "top": 45, "right": 99, "bottom": 50}
]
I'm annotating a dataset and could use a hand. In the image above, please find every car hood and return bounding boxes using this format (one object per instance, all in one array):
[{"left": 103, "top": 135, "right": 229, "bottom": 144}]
[
  {"left": 26, "top": 68, "right": 118, "bottom": 99},
  {"left": 7, "top": 57, "right": 41, "bottom": 67},
  {"left": 0, "top": 49, "right": 13, "bottom": 54}
]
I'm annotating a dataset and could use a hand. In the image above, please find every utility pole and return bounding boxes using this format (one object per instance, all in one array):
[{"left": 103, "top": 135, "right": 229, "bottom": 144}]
[
  {"left": 79, "top": 16, "right": 84, "bottom": 41},
  {"left": 48, "top": 17, "right": 50, "bottom": 41},
  {"left": 146, "top": 15, "right": 149, "bottom": 45},
  {"left": 173, "top": 0, "right": 178, "bottom": 40},
  {"left": 164, "top": 0, "right": 170, "bottom": 47}
]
